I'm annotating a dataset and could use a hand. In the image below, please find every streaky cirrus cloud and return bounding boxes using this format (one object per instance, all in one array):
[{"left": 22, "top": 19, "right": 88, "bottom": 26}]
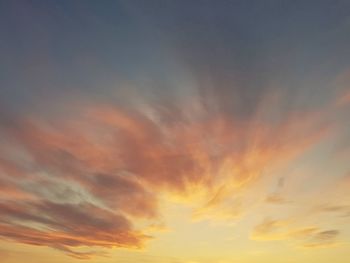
[
  {"left": 0, "top": 89, "right": 336, "bottom": 258},
  {"left": 251, "top": 217, "right": 341, "bottom": 249},
  {"left": 0, "top": 200, "right": 149, "bottom": 259}
]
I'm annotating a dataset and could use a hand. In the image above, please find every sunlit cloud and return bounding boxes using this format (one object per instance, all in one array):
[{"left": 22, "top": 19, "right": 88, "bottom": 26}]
[
  {"left": 0, "top": 87, "right": 338, "bottom": 258},
  {"left": 1, "top": 1, "right": 350, "bottom": 262}
]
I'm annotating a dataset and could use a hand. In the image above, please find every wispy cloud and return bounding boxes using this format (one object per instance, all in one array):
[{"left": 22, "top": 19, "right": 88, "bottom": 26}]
[
  {"left": 0, "top": 90, "right": 338, "bottom": 258},
  {"left": 251, "top": 217, "right": 342, "bottom": 250},
  {"left": 302, "top": 230, "right": 340, "bottom": 249}
]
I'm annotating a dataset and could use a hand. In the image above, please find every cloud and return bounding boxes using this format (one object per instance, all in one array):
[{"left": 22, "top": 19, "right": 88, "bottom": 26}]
[
  {"left": 251, "top": 218, "right": 290, "bottom": 240},
  {"left": 0, "top": 92, "right": 334, "bottom": 258},
  {"left": 314, "top": 204, "right": 350, "bottom": 217},
  {"left": 334, "top": 70, "right": 350, "bottom": 107},
  {"left": 0, "top": 178, "right": 32, "bottom": 200},
  {"left": 337, "top": 91, "right": 350, "bottom": 106},
  {"left": 302, "top": 230, "right": 340, "bottom": 249},
  {"left": 0, "top": 200, "right": 150, "bottom": 258},
  {"left": 251, "top": 217, "right": 342, "bottom": 250},
  {"left": 265, "top": 194, "right": 287, "bottom": 204}
]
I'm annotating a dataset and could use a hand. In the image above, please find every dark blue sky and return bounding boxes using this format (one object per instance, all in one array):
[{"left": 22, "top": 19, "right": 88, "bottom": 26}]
[{"left": 1, "top": 0, "right": 350, "bottom": 115}]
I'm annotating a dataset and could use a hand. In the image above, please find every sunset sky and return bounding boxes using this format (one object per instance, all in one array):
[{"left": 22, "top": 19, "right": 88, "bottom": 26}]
[{"left": 1, "top": 1, "right": 350, "bottom": 263}]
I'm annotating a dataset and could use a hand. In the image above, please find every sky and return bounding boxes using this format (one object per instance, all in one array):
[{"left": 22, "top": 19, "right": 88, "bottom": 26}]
[{"left": 0, "top": 1, "right": 350, "bottom": 262}]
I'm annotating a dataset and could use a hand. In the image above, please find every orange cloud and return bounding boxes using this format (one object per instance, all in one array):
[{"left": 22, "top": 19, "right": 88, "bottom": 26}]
[
  {"left": 0, "top": 201, "right": 150, "bottom": 259},
  {"left": 0, "top": 93, "right": 334, "bottom": 258}
]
